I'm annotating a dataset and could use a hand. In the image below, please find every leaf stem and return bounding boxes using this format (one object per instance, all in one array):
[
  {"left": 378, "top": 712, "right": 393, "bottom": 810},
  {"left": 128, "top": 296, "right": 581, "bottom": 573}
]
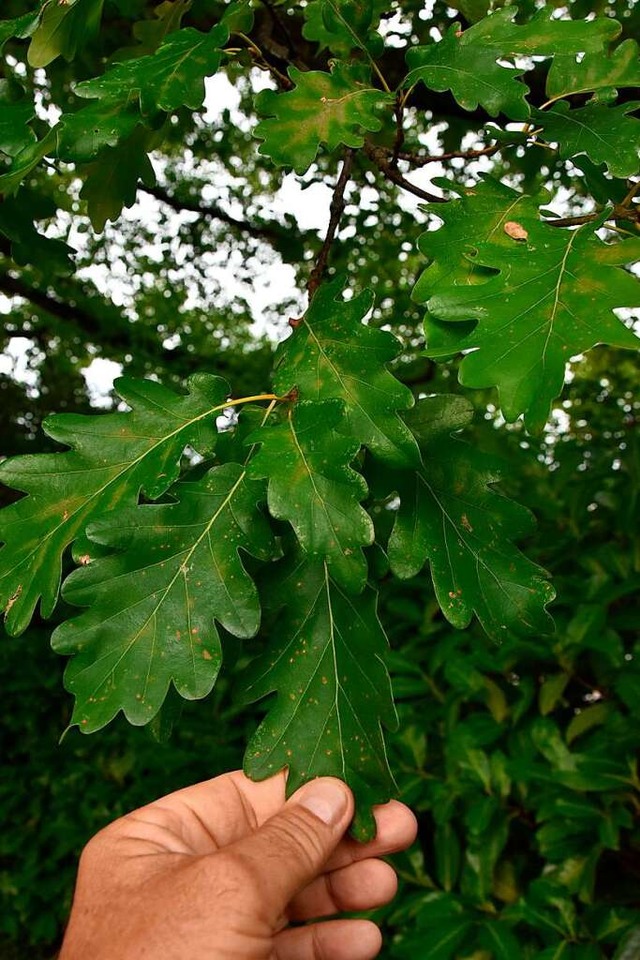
[{"left": 227, "top": 392, "right": 283, "bottom": 406}]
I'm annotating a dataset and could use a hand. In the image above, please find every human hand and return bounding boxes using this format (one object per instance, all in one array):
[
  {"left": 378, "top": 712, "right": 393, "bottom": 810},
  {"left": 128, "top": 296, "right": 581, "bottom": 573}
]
[{"left": 59, "top": 769, "right": 417, "bottom": 960}]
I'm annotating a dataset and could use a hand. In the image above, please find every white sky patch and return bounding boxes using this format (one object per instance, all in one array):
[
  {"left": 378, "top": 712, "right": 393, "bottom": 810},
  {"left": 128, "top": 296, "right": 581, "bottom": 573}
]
[
  {"left": 0, "top": 337, "right": 41, "bottom": 395},
  {"left": 82, "top": 358, "right": 124, "bottom": 407}
]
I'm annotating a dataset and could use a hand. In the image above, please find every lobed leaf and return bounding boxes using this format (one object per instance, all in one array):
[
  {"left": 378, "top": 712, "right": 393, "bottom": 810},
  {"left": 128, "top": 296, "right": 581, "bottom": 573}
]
[
  {"left": 254, "top": 61, "right": 392, "bottom": 175},
  {"left": 0, "top": 189, "right": 74, "bottom": 274},
  {"left": 243, "top": 554, "right": 397, "bottom": 840},
  {"left": 302, "top": 0, "right": 385, "bottom": 57},
  {"left": 405, "top": 7, "right": 621, "bottom": 121},
  {"left": 415, "top": 178, "right": 640, "bottom": 430},
  {"left": 52, "top": 465, "right": 274, "bottom": 732},
  {"left": 79, "top": 129, "right": 157, "bottom": 231},
  {"left": 547, "top": 37, "right": 640, "bottom": 100},
  {"left": 405, "top": 16, "right": 530, "bottom": 120},
  {"left": 0, "top": 22, "right": 228, "bottom": 192},
  {"left": 536, "top": 100, "right": 640, "bottom": 179},
  {"left": 114, "top": 0, "right": 194, "bottom": 59},
  {"left": 28, "top": 0, "right": 105, "bottom": 68},
  {"left": 380, "top": 395, "right": 554, "bottom": 641},
  {"left": 0, "top": 374, "right": 230, "bottom": 635},
  {"left": 246, "top": 399, "right": 374, "bottom": 593},
  {"left": 0, "top": 11, "right": 40, "bottom": 52},
  {"left": 0, "top": 81, "right": 36, "bottom": 158},
  {"left": 274, "top": 278, "right": 420, "bottom": 467},
  {"left": 74, "top": 24, "right": 229, "bottom": 117},
  {"left": 413, "top": 175, "right": 542, "bottom": 306}
]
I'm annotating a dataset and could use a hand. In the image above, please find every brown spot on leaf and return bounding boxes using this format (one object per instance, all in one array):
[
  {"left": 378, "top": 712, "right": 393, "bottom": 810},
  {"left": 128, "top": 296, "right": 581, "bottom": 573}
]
[
  {"left": 5, "top": 585, "right": 22, "bottom": 614},
  {"left": 203, "top": 649, "right": 213, "bottom": 660},
  {"left": 504, "top": 221, "right": 528, "bottom": 241},
  {"left": 78, "top": 554, "right": 91, "bottom": 566}
]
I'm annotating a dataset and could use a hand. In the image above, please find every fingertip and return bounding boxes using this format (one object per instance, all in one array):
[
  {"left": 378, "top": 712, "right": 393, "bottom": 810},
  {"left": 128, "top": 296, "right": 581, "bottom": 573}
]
[
  {"left": 290, "top": 778, "right": 354, "bottom": 828},
  {"left": 275, "top": 918, "right": 382, "bottom": 960},
  {"left": 372, "top": 799, "right": 418, "bottom": 850},
  {"left": 351, "top": 919, "right": 383, "bottom": 958}
]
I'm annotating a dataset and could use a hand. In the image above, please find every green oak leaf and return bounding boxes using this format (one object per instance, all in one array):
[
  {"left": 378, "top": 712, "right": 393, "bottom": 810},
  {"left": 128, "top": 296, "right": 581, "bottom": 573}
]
[
  {"left": 79, "top": 128, "right": 157, "bottom": 231},
  {"left": 75, "top": 25, "right": 229, "bottom": 118},
  {"left": 302, "top": 0, "right": 384, "bottom": 57},
  {"left": 0, "top": 190, "right": 73, "bottom": 273},
  {"left": 447, "top": 0, "right": 490, "bottom": 24},
  {"left": 114, "top": 0, "right": 194, "bottom": 59},
  {"left": 0, "top": 374, "right": 230, "bottom": 636},
  {"left": 381, "top": 395, "right": 554, "bottom": 641},
  {"left": 0, "top": 81, "right": 36, "bottom": 158},
  {"left": 404, "top": 17, "right": 530, "bottom": 120},
  {"left": 0, "top": 12, "right": 40, "bottom": 52},
  {"left": 273, "top": 278, "right": 420, "bottom": 467},
  {"left": 254, "top": 61, "right": 392, "bottom": 175},
  {"left": 404, "top": 8, "right": 620, "bottom": 121},
  {"left": 55, "top": 100, "right": 142, "bottom": 165},
  {"left": 423, "top": 198, "right": 640, "bottom": 431},
  {"left": 28, "top": 0, "right": 105, "bottom": 68},
  {"left": 52, "top": 464, "right": 274, "bottom": 732},
  {"left": 536, "top": 101, "right": 640, "bottom": 179},
  {"left": 492, "top": 6, "right": 619, "bottom": 56},
  {"left": 413, "top": 176, "right": 542, "bottom": 307},
  {"left": 243, "top": 554, "right": 397, "bottom": 840},
  {"left": 246, "top": 400, "right": 373, "bottom": 593},
  {"left": 547, "top": 37, "right": 640, "bottom": 100},
  {"left": 220, "top": 1, "right": 254, "bottom": 35},
  {"left": 0, "top": 129, "right": 56, "bottom": 196}
]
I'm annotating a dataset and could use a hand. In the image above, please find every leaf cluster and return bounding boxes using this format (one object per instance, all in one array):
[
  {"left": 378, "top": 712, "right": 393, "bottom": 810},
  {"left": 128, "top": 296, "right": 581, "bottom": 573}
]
[{"left": 0, "top": 0, "right": 638, "bottom": 918}]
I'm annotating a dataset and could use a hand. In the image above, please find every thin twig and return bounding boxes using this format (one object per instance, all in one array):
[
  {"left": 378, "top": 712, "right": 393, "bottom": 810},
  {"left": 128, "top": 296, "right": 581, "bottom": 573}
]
[
  {"left": 543, "top": 212, "right": 599, "bottom": 228},
  {"left": 391, "top": 91, "right": 405, "bottom": 169},
  {"left": 236, "top": 31, "right": 292, "bottom": 89},
  {"left": 307, "top": 150, "right": 355, "bottom": 299},
  {"left": 544, "top": 204, "right": 639, "bottom": 228},
  {"left": 364, "top": 143, "right": 447, "bottom": 203},
  {"left": 621, "top": 179, "right": 640, "bottom": 208},
  {"left": 377, "top": 140, "right": 502, "bottom": 167}
]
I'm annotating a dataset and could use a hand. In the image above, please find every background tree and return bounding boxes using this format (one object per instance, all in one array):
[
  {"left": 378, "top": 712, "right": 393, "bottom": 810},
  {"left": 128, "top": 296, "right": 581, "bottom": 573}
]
[{"left": 0, "top": 0, "right": 639, "bottom": 956}]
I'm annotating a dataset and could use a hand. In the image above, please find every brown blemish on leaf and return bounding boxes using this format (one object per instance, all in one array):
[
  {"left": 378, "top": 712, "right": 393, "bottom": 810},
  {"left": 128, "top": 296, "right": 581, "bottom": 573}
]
[
  {"left": 203, "top": 649, "right": 213, "bottom": 660},
  {"left": 78, "top": 554, "right": 91, "bottom": 566},
  {"left": 5, "top": 585, "right": 22, "bottom": 614},
  {"left": 504, "top": 221, "right": 528, "bottom": 241}
]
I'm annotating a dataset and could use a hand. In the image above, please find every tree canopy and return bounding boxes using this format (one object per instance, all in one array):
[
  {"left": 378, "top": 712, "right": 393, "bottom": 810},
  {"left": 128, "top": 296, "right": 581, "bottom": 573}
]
[{"left": 0, "top": 0, "right": 639, "bottom": 956}]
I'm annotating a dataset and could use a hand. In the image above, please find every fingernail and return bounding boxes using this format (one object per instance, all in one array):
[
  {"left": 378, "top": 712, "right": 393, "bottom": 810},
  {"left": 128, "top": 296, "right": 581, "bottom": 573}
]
[{"left": 295, "top": 779, "right": 349, "bottom": 826}]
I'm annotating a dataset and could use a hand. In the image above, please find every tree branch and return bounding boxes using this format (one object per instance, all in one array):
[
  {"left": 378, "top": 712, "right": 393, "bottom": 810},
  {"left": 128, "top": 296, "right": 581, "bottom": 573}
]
[
  {"left": 307, "top": 149, "right": 355, "bottom": 299},
  {"left": 140, "top": 183, "right": 297, "bottom": 248},
  {"left": 364, "top": 143, "right": 447, "bottom": 203},
  {"left": 378, "top": 141, "right": 503, "bottom": 167}
]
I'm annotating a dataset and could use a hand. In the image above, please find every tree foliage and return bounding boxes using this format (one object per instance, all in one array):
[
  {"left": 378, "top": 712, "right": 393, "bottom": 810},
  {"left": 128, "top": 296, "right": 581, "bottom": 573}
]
[{"left": 0, "top": 0, "right": 639, "bottom": 954}]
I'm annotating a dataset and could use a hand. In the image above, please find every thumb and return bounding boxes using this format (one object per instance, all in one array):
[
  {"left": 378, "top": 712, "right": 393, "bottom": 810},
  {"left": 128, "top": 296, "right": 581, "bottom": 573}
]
[{"left": 227, "top": 777, "right": 353, "bottom": 917}]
